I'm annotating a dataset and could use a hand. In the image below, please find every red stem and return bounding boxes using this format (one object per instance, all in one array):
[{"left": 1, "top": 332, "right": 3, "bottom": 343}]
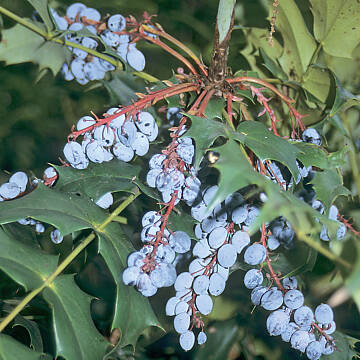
[{"left": 260, "top": 224, "right": 285, "bottom": 292}]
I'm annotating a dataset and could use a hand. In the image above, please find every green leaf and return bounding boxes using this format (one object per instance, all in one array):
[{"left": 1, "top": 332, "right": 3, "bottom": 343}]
[
  {"left": 259, "top": 48, "right": 288, "bottom": 80},
  {"left": 0, "top": 226, "right": 58, "bottom": 290},
  {"left": 293, "top": 142, "right": 348, "bottom": 169},
  {"left": 240, "top": 28, "right": 283, "bottom": 78},
  {"left": 13, "top": 315, "right": 43, "bottom": 352},
  {"left": 54, "top": 161, "right": 140, "bottom": 201},
  {"left": 185, "top": 114, "right": 227, "bottom": 170},
  {"left": 311, "top": 169, "right": 351, "bottom": 210},
  {"left": 54, "top": 161, "right": 159, "bottom": 201},
  {"left": 0, "top": 184, "right": 102, "bottom": 236},
  {"left": 0, "top": 334, "right": 51, "bottom": 360},
  {"left": 26, "top": 0, "right": 54, "bottom": 31},
  {"left": 210, "top": 140, "right": 265, "bottom": 209},
  {"left": 270, "top": 243, "right": 317, "bottom": 277},
  {"left": 216, "top": 0, "right": 236, "bottom": 43},
  {"left": 325, "top": 332, "right": 360, "bottom": 360},
  {"left": 238, "top": 121, "right": 301, "bottom": 178},
  {"left": 274, "top": 0, "right": 317, "bottom": 80},
  {"left": 168, "top": 208, "right": 196, "bottom": 240},
  {"left": 345, "top": 241, "right": 360, "bottom": 314},
  {"left": 204, "top": 97, "right": 225, "bottom": 120},
  {"left": 98, "top": 223, "right": 162, "bottom": 348},
  {"left": 0, "top": 185, "right": 161, "bottom": 350},
  {"left": 0, "top": 24, "right": 66, "bottom": 75},
  {"left": 194, "top": 318, "right": 239, "bottom": 360},
  {"left": 302, "top": 66, "right": 331, "bottom": 103},
  {"left": 310, "top": 0, "right": 360, "bottom": 58},
  {"left": 0, "top": 228, "right": 108, "bottom": 359},
  {"left": 329, "top": 73, "right": 360, "bottom": 117},
  {"left": 42, "top": 275, "right": 109, "bottom": 360},
  {"left": 104, "top": 72, "right": 146, "bottom": 106}
]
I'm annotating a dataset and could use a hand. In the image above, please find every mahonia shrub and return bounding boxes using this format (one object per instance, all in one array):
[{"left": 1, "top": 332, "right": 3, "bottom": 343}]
[{"left": 0, "top": 0, "right": 359, "bottom": 359}]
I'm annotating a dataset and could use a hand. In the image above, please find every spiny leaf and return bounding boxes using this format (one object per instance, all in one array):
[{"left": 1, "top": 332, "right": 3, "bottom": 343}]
[
  {"left": 185, "top": 114, "right": 227, "bottom": 170},
  {"left": 0, "top": 23, "right": 66, "bottom": 75},
  {"left": 26, "top": 0, "right": 54, "bottom": 31},
  {"left": 0, "top": 226, "right": 58, "bottom": 290},
  {"left": 293, "top": 142, "right": 348, "bottom": 169},
  {"left": 238, "top": 121, "right": 300, "bottom": 178},
  {"left": 42, "top": 275, "right": 109, "bottom": 360},
  {"left": 0, "top": 334, "right": 51, "bottom": 360},
  {"left": 273, "top": 0, "right": 317, "bottom": 80},
  {"left": 0, "top": 228, "right": 108, "bottom": 359},
  {"left": 13, "top": 316, "right": 43, "bottom": 352},
  {"left": 310, "top": 0, "right": 360, "bottom": 58},
  {"left": 0, "top": 185, "right": 161, "bottom": 350},
  {"left": 210, "top": 139, "right": 265, "bottom": 210},
  {"left": 53, "top": 160, "right": 157, "bottom": 202},
  {"left": 311, "top": 169, "right": 351, "bottom": 210},
  {"left": 98, "top": 223, "right": 162, "bottom": 348},
  {"left": 0, "top": 184, "right": 103, "bottom": 236}
]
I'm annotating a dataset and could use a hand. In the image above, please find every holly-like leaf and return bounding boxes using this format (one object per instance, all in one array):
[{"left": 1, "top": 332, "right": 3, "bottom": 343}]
[
  {"left": 270, "top": 242, "right": 317, "bottom": 277},
  {"left": 185, "top": 114, "right": 227, "bottom": 170},
  {"left": 0, "top": 184, "right": 103, "bottom": 236},
  {"left": 53, "top": 161, "right": 156, "bottom": 202},
  {"left": 0, "top": 184, "right": 161, "bottom": 350},
  {"left": 13, "top": 316, "right": 43, "bottom": 352},
  {"left": 98, "top": 223, "right": 162, "bottom": 348},
  {"left": 0, "top": 227, "right": 109, "bottom": 359},
  {"left": 238, "top": 121, "right": 301, "bottom": 178},
  {"left": 293, "top": 142, "right": 348, "bottom": 169},
  {"left": 0, "top": 24, "right": 66, "bottom": 75},
  {"left": 168, "top": 208, "right": 196, "bottom": 239},
  {"left": 42, "top": 275, "right": 109, "bottom": 360},
  {"left": 274, "top": 0, "right": 317, "bottom": 80},
  {"left": 26, "top": 0, "right": 54, "bottom": 31},
  {"left": 209, "top": 139, "right": 265, "bottom": 210},
  {"left": 310, "top": 0, "right": 360, "bottom": 58},
  {"left": 311, "top": 169, "right": 351, "bottom": 210},
  {"left": 0, "top": 334, "right": 51, "bottom": 360}
]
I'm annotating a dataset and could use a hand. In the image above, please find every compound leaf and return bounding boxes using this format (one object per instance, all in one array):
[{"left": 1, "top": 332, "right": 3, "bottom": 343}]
[{"left": 0, "top": 184, "right": 161, "bottom": 349}]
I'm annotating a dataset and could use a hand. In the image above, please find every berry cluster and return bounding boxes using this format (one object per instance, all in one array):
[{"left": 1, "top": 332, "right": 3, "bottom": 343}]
[
  {"left": 122, "top": 112, "right": 201, "bottom": 297},
  {"left": 50, "top": 3, "right": 146, "bottom": 84},
  {"left": 63, "top": 108, "right": 158, "bottom": 169}
]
